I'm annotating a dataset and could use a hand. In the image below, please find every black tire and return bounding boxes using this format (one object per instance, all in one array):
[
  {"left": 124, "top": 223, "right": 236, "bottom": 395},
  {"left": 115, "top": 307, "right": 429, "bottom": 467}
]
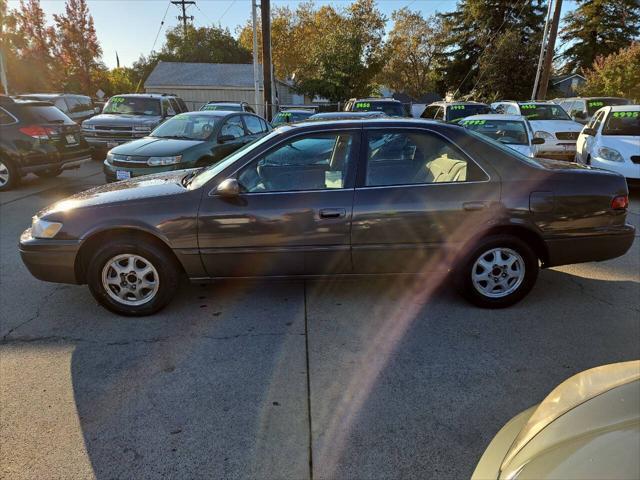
[
  {"left": 0, "top": 157, "right": 20, "bottom": 191},
  {"left": 86, "top": 240, "right": 180, "bottom": 316},
  {"left": 455, "top": 234, "right": 539, "bottom": 308},
  {"left": 35, "top": 167, "right": 63, "bottom": 178}
]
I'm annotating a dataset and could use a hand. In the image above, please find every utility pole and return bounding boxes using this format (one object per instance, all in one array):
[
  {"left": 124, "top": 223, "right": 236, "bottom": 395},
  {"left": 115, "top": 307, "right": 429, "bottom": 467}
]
[
  {"left": 532, "top": 0, "right": 554, "bottom": 100},
  {"left": 252, "top": 0, "right": 261, "bottom": 115},
  {"left": 536, "top": 0, "right": 563, "bottom": 100},
  {"left": 261, "top": 0, "right": 273, "bottom": 121},
  {"left": 171, "top": 0, "right": 195, "bottom": 35}
]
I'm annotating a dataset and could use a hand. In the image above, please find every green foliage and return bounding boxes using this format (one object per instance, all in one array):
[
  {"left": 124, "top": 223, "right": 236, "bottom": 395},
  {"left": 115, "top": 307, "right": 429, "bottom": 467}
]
[
  {"left": 560, "top": 0, "right": 640, "bottom": 74},
  {"left": 578, "top": 42, "right": 640, "bottom": 102}
]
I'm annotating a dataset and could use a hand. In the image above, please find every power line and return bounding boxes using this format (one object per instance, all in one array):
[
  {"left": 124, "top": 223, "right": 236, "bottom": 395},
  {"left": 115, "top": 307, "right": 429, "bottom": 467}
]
[
  {"left": 194, "top": 3, "right": 215, "bottom": 25},
  {"left": 150, "top": 1, "right": 172, "bottom": 53},
  {"left": 218, "top": 0, "right": 239, "bottom": 23}
]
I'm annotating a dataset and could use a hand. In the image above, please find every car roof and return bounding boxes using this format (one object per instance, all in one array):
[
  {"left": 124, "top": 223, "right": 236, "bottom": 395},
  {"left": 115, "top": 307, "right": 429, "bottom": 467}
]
[
  {"left": 461, "top": 114, "right": 526, "bottom": 121},
  {"left": 285, "top": 117, "right": 444, "bottom": 130},
  {"left": 111, "top": 94, "right": 173, "bottom": 99},
  {"left": 608, "top": 104, "right": 640, "bottom": 111},
  {"left": 428, "top": 101, "right": 489, "bottom": 106},
  {"left": 353, "top": 98, "right": 401, "bottom": 103},
  {"left": 179, "top": 110, "right": 242, "bottom": 117},
  {"left": 206, "top": 101, "right": 244, "bottom": 104},
  {"left": 516, "top": 101, "right": 556, "bottom": 105},
  {"left": 277, "top": 109, "right": 315, "bottom": 114}
]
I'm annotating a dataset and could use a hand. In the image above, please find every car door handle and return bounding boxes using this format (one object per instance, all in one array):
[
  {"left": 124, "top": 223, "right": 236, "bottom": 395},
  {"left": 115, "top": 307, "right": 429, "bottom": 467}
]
[
  {"left": 463, "top": 201, "right": 488, "bottom": 211},
  {"left": 319, "top": 208, "right": 346, "bottom": 219}
]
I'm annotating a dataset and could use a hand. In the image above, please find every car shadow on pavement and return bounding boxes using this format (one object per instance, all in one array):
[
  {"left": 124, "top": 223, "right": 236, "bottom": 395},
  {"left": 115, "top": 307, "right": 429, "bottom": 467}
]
[{"left": 30, "top": 268, "right": 634, "bottom": 479}]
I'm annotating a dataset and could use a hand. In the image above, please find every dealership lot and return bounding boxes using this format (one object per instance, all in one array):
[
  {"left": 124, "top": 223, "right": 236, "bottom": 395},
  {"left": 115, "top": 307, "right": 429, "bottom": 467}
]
[{"left": 1, "top": 163, "right": 639, "bottom": 479}]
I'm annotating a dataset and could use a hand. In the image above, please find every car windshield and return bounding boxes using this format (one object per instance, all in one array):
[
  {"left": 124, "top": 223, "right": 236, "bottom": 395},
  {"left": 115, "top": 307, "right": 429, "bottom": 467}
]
[
  {"left": 586, "top": 98, "right": 630, "bottom": 115},
  {"left": 519, "top": 103, "right": 571, "bottom": 120},
  {"left": 151, "top": 114, "right": 222, "bottom": 140},
  {"left": 201, "top": 103, "right": 242, "bottom": 112},
  {"left": 460, "top": 119, "right": 529, "bottom": 145},
  {"left": 103, "top": 96, "right": 161, "bottom": 116},
  {"left": 272, "top": 111, "right": 313, "bottom": 126},
  {"left": 188, "top": 130, "right": 281, "bottom": 190},
  {"left": 602, "top": 111, "right": 640, "bottom": 136},
  {"left": 353, "top": 101, "right": 404, "bottom": 117},
  {"left": 446, "top": 104, "right": 492, "bottom": 121}
]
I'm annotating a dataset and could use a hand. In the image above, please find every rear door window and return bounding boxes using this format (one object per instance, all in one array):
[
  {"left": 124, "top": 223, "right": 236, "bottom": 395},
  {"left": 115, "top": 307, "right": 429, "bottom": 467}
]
[
  {"left": 0, "top": 107, "right": 17, "bottom": 125},
  {"left": 220, "top": 116, "right": 246, "bottom": 139}
]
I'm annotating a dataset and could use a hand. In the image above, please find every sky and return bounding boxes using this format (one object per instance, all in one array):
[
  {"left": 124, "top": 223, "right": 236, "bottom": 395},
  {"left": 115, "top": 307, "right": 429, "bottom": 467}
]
[{"left": 8, "top": 0, "right": 578, "bottom": 69}]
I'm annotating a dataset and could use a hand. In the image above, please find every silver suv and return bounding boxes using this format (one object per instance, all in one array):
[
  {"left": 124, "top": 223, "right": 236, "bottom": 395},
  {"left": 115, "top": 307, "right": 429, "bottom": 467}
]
[{"left": 81, "top": 93, "right": 188, "bottom": 160}]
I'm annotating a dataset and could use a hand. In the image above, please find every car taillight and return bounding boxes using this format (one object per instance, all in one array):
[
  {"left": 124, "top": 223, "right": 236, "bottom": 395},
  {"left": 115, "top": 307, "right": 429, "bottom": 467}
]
[
  {"left": 611, "top": 195, "right": 629, "bottom": 210},
  {"left": 19, "top": 125, "right": 55, "bottom": 140}
]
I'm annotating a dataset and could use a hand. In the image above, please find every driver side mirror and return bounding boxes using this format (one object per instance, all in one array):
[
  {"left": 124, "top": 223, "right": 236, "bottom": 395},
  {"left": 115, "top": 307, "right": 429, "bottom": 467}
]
[
  {"left": 531, "top": 137, "right": 545, "bottom": 145},
  {"left": 218, "top": 134, "right": 235, "bottom": 144},
  {"left": 216, "top": 178, "right": 240, "bottom": 197},
  {"left": 583, "top": 127, "right": 596, "bottom": 136}
]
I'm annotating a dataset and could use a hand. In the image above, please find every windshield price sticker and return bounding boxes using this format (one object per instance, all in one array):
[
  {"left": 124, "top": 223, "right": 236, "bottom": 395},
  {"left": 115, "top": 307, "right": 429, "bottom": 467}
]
[
  {"left": 588, "top": 101, "right": 604, "bottom": 107},
  {"left": 355, "top": 102, "right": 371, "bottom": 109},
  {"left": 111, "top": 97, "right": 125, "bottom": 104},
  {"left": 612, "top": 111, "right": 639, "bottom": 118},
  {"left": 451, "top": 105, "right": 466, "bottom": 110},
  {"left": 462, "top": 120, "right": 485, "bottom": 125},
  {"left": 281, "top": 112, "right": 293, "bottom": 117},
  {"left": 521, "top": 104, "right": 536, "bottom": 110}
]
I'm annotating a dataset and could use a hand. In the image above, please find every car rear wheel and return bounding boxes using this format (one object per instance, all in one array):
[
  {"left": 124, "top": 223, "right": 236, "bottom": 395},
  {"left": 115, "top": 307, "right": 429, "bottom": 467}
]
[
  {"left": 35, "top": 167, "right": 62, "bottom": 178},
  {"left": 87, "top": 241, "right": 180, "bottom": 316},
  {"left": 456, "top": 235, "right": 539, "bottom": 308},
  {"left": 0, "top": 158, "right": 19, "bottom": 191}
]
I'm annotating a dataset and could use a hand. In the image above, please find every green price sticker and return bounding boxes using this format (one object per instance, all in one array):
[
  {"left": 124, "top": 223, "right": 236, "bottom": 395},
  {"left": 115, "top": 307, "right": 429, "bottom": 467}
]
[
  {"left": 520, "top": 104, "right": 536, "bottom": 110},
  {"left": 588, "top": 101, "right": 604, "bottom": 107},
  {"left": 202, "top": 105, "right": 218, "bottom": 111},
  {"left": 111, "top": 97, "right": 125, "bottom": 104},
  {"left": 451, "top": 105, "right": 466, "bottom": 110},
  {"left": 612, "top": 111, "right": 639, "bottom": 118},
  {"left": 462, "top": 120, "right": 485, "bottom": 125},
  {"left": 355, "top": 102, "right": 371, "bottom": 109},
  {"left": 281, "top": 112, "right": 292, "bottom": 117}
]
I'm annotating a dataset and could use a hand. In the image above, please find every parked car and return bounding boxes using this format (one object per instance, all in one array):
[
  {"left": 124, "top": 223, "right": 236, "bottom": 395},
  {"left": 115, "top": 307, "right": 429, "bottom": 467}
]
[
  {"left": 81, "top": 93, "right": 188, "bottom": 160},
  {"left": 555, "top": 96, "right": 632, "bottom": 124},
  {"left": 576, "top": 105, "right": 640, "bottom": 185},
  {"left": 20, "top": 118, "right": 634, "bottom": 315},
  {"left": 308, "top": 111, "right": 387, "bottom": 121},
  {"left": 271, "top": 109, "right": 316, "bottom": 127},
  {"left": 421, "top": 101, "right": 494, "bottom": 123},
  {"left": 200, "top": 101, "right": 255, "bottom": 113},
  {"left": 0, "top": 96, "right": 91, "bottom": 191},
  {"left": 472, "top": 360, "right": 640, "bottom": 480},
  {"left": 343, "top": 98, "right": 408, "bottom": 117},
  {"left": 491, "top": 101, "right": 583, "bottom": 160},
  {"left": 458, "top": 114, "right": 544, "bottom": 157},
  {"left": 17, "top": 93, "right": 98, "bottom": 123},
  {"left": 103, "top": 111, "right": 271, "bottom": 182}
]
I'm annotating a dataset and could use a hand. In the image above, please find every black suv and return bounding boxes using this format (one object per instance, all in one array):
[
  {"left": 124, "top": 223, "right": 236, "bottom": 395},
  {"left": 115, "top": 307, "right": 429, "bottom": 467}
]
[
  {"left": 0, "top": 96, "right": 91, "bottom": 191},
  {"left": 81, "top": 93, "right": 189, "bottom": 160},
  {"left": 17, "top": 93, "right": 98, "bottom": 123},
  {"left": 343, "top": 98, "right": 409, "bottom": 117},
  {"left": 200, "top": 101, "right": 256, "bottom": 113}
]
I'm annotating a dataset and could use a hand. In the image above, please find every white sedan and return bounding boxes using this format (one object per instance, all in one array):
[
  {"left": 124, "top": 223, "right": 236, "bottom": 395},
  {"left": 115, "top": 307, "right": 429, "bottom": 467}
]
[
  {"left": 457, "top": 114, "right": 544, "bottom": 157},
  {"left": 576, "top": 105, "right": 640, "bottom": 182}
]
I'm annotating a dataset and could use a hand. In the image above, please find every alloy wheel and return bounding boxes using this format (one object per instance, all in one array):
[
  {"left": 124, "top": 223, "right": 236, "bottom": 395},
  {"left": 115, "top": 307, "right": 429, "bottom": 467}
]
[
  {"left": 0, "top": 161, "right": 10, "bottom": 187},
  {"left": 101, "top": 254, "right": 160, "bottom": 306},
  {"left": 471, "top": 247, "right": 525, "bottom": 298}
]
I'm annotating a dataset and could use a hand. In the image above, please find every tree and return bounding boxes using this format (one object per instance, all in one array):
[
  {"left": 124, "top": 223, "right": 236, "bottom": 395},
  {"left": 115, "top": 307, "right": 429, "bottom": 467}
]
[
  {"left": 578, "top": 42, "right": 640, "bottom": 102},
  {"left": 560, "top": 0, "right": 640, "bottom": 74},
  {"left": 436, "top": 0, "right": 546, "bottom": 97},
  {"left": 379, "top": 9, "right": 444, "bottom": 99},
  {"left": 52, "top": 0, "right": 103, "bottom": 94}
]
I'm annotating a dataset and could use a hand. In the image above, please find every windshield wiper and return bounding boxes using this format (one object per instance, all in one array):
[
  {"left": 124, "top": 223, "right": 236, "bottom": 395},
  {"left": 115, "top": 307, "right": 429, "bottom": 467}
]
[{"left": 161, "top": 135, "right": 196, "bottom": 140}]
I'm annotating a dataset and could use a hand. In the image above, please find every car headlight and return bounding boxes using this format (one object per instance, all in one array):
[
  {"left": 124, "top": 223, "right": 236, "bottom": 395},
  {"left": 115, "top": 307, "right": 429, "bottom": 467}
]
[
  {"left": 31, "top": 217, "right": 63, "bottom": 239},
  {"left": 534, "top": 130, "right": 554, "bottom": 140},
  {"left": 596, "top": 147, "right": 624, "bottom": 162},
  {"left": 133, "top": 125, "right": 152, "bottom": 132},
  {"left": 147, "top": 155, "right": 182, "bottom": 166}
]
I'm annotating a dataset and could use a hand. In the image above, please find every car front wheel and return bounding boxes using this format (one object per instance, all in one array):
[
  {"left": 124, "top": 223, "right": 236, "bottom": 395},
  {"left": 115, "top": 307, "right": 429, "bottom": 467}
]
[
  {"left": 0, "top": 158, "right": 20, "bottom": 191},
  {"left": 87, "top": 241, "right": 180, "bottom": 316},
  {"left": 456, "top": 235, "right": 539, "bottom": 308}
]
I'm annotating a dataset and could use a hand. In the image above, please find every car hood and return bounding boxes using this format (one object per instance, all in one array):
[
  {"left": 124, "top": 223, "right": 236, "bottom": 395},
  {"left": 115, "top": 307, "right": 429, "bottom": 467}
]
[
  {"left": 83, "top": 113, "right": 161, "bottom": 128},
  {"left": 499, "top": 360, "right": 640, "bottom": 479},
  {"left": 528, "top": 119, "right": 583, "bottom": 133},
  {"left": 38, "top": 170, "right": 193, "bottom": 217},
  {"left": 600, "top": 136, "right": 640, "bottom": 158},
  {"left": 110, "top": 137, "right": 204, "bottom": 157}
]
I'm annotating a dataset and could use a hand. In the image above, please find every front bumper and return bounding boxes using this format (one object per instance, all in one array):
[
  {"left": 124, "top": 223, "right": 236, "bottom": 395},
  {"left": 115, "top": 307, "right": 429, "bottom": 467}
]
[
  {"left": 19, "top": 229, "right": 82, "bottom": 284},
  {"left": 590, "top": 157, "right": 640, "bottom": 180},
  {"left": 545, "top": 224, "right": 636, "bottom": 268}
]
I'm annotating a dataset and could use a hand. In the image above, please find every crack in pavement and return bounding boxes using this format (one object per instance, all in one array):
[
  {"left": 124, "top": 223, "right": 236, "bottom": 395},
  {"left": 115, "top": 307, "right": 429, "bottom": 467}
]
[
  {"left": 566, "top": 274, "right": 640, "bottom": 313},
  {"left": 0, "top": 331, "right": 304, "bottom": 346}
]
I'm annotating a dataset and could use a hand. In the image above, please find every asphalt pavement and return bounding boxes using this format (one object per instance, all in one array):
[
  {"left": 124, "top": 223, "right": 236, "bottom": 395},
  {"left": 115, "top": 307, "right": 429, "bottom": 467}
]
[{"left": 1, "top": 162, "right": 639, "bottom": 479}]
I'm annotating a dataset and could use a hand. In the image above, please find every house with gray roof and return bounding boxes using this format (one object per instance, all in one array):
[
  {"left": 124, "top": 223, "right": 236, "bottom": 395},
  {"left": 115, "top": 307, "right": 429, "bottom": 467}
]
[{"left": 144, "top": 61, "right": 299, "bottom": 113}]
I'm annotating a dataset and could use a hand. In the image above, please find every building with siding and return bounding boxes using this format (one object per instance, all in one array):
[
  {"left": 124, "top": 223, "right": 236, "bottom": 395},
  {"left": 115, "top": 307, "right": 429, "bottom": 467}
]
[{"left": 144, "top": 61, "right": 298, "bottom": 114}]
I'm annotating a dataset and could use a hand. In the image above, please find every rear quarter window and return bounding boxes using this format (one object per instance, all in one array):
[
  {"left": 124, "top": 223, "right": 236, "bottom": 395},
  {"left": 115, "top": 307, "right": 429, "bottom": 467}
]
[{"left": 0, "top": 107, "right": 17, "bottom": 125}]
